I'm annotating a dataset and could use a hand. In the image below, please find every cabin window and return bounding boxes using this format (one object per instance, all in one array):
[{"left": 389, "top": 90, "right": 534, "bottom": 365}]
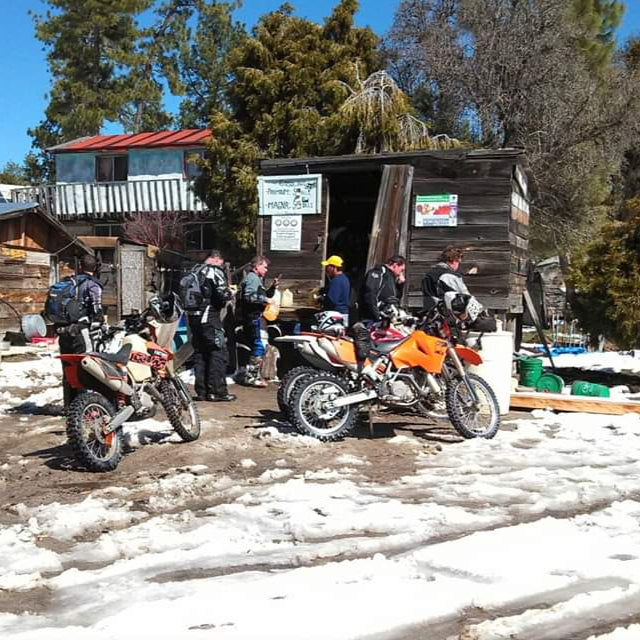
[
  {"left": 94, "top": 224, "right": 123, "bottom": 237},
  {"left": 96, "top": 156, "right": 128, "bottom": 183},
  {"left": 184, "top": 150, "right": 204, "bottom": 180},
  {"left": 185, "top": 222, "right": 216, "bottom": 251}
]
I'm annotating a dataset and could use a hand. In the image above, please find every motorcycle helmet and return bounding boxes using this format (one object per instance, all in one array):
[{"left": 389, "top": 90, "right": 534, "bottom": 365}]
[
  {"left": 149, "top": 293, "right": 181, "bottom": 323},
  {"left": 313, "top": 311, "right": 346, "bottom": 336}
]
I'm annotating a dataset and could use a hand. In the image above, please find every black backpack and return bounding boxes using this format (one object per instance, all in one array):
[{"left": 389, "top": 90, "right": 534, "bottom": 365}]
[
  {"left": 45, "top": 275, "right": 90, "bottom": 325},
  {"left": 179, "top": 265, "right": 210, "bottom": 312}
]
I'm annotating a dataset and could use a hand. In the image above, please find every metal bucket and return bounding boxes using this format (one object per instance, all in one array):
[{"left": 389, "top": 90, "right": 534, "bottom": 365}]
[{"left": 21, "top": 314, "right": 47, "bottom": 340}]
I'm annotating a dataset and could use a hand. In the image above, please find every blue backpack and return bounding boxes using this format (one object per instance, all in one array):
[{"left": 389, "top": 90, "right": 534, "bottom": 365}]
[{"left": 45, "top": 275, "right": 90, "bottom": 325}]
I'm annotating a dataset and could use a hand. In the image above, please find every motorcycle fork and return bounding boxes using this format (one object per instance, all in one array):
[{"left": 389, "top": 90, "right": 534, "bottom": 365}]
[{"left": 446, "top": 347, "right": 480, "bottom": 406}]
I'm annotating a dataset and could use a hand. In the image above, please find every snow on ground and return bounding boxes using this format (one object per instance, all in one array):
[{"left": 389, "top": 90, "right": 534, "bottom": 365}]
[
  {"left": 2, "top": 408, "right": 640, "bottom": 639},
  {"left": 536, "top": 350, "right": 640, "bottom": 376}
]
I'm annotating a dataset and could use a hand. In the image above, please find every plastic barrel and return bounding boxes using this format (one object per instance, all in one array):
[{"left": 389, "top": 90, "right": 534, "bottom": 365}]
[
  {"left": 466, "top": 331, "right": 513, "bottom": 415},
  {"left": 571, "top": 380, "right": 610, "bottom": 398},
  {"left": 519, "top": 357, "right": 543, "bottom": 387},
  {"left": 21, "top": 314, "right": 47, "bottom": 340}
]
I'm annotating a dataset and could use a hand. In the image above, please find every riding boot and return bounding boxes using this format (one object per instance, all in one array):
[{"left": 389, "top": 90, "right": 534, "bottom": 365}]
[{"left": 245, "top": 356, "right": 267, "bottom": 387}]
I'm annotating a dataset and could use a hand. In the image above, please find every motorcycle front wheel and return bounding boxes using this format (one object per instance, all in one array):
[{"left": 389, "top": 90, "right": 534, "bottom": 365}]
[
  {"left": 277, "top": 365, "right": 318, "bottom": 419},
  {"left": 290, "top": 373, "right": 356, "bottom": 441},
  {"left": 159, "top": 378, "right": 201, "bottom": 442},
  {"left": 66, "top": 391, "right": 123, "bottom": 472},
  {"left": 445, "top": 372, "right": 500, "bottom": 439}
]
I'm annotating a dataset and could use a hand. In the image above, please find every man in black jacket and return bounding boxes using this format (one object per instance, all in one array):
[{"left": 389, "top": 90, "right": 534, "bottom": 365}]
[
  {"left": 360, "top": 255, "right": 406, "bottom": 322},
  {"left": 422, "top": 246, "right": 496, "bottom": 331},
  {"left": 187, "top": 250, "right": 236, "bottom": 402}
]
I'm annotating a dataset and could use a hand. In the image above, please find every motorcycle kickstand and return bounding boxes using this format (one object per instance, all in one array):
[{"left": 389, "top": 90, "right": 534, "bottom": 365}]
[{"left": 368, "top": 404, "right": 376, "bottom": 437}]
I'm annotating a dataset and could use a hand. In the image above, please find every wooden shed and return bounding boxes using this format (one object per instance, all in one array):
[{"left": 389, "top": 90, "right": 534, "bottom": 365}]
[
  {"left": 0, "top": 202, "right": 93, "bottom": 334},
  {"left": 258, "top": 149, "right": 529, "bottom": 320},
  {"left": 77, "top": 236, "right": 184, "bottom": 322}
]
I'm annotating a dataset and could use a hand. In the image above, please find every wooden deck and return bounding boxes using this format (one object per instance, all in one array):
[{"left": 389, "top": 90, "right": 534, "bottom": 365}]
[{"left": 10, "top": 179, "right": 206, "bottom": 219}]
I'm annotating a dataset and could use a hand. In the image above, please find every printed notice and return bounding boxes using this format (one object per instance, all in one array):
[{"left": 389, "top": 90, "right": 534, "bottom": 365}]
[
  {"left": 414, "top": 194, "right": 458, "bottom": 227},
  {"left": 270, "top": 215, "right": 302, "bottom": 251}
]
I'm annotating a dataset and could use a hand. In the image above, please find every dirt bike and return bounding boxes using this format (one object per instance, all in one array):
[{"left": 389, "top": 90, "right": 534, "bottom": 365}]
[
  {"left": 285, "top": 302, "right": 500, "bottom": 442},
  {"left": 275, "top": 309, "right": 445, "bottom": 420},
  {"left": 59, "top": 294, "right": 200, "bottom": 472}
]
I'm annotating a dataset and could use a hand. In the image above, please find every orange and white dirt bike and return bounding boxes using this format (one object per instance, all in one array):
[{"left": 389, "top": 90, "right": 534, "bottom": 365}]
[
  {"left": 283, "top": 302, "right": 500, "bottom": 441},
  {"left": 58, "top": 294, "right": 200, "bottom": 472}
]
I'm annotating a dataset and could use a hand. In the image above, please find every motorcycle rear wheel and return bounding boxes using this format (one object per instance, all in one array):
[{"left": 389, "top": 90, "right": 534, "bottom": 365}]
[
  {"left": 445, "top": 373, "right": 500, "bottom": 439},
  {"left": 159, "top": 378, "right": 201, "bottom": 442},
  {"left": 66, "top": 391, "right": 123, "bottom": 472},
  {"left": 277, "top": 366, "right": 317, "bottom": 419},
  {"left": 290, "top": 373, "right": 356, "bottom": 441}
]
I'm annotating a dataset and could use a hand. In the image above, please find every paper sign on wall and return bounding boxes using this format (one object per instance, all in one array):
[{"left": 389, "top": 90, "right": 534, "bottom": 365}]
[
  {"left": 258, "top": 174, "right": 321, "bottom": 215},
  {"left": 270, "top": 215, "right": 302, "bottom": 251},
  {"left": 414, "top": 194, "right": 458, "bottom": 227}
]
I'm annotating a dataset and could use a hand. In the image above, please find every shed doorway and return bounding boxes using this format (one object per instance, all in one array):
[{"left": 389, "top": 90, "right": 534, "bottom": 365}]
[{"left": 326, "top": 170, "right": 381, "bottom": 294}]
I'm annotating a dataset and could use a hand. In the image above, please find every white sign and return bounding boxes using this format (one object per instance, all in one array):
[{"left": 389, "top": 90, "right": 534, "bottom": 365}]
[
  {"left": 414, "top": 194, "right": 458, "bottom": 227},
  {"left": 270, "top": 215, "right": 302, "bottom": 251},
  {"left": 258, "top": 174, "right": 321, "bottom": 215}
]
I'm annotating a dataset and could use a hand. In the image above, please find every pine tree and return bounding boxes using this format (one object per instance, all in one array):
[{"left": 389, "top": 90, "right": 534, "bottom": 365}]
[
  {"left": 29, "top": 0, "right": 152, "bottom": 176},
  {"left": 177, "top": 1, "right": 245, "bottom": 128},
  {"left": 197, "top": 0, "right": 381, "bottom": 248},
  {"left": 571, "top": 198, "right": 640, "bottom": 348}
]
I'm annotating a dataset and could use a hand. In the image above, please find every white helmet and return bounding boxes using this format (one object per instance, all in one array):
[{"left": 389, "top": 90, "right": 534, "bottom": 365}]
[
  {"left": 443, "top": 292, "right": 484, "bottom": 323},
  {"left": 313, "top": 311, "right": 346, "bottom": 336}
]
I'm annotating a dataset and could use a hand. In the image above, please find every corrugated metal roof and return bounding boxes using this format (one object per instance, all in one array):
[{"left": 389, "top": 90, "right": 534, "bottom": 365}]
[
  {"left": 0, "top": 202, "right": 39, "bottom": 217},
  {"left": 49, "top": 129, "right": 211, "bottom": 153}
]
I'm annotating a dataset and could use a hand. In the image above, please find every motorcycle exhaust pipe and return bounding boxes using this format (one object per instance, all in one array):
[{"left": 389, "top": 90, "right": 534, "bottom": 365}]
[
  {"left": 103, "top": 405, "right": 135, "bottom": 435},
  {"left": 81, "top": 357, "right": 133, "bottom": 396},
  {"left": 330, "top": 389, "right": 377, "bottom": 408}
]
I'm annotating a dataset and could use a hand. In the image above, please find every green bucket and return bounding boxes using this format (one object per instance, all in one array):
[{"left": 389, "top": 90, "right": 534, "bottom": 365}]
[
  {"left": 535, "top": 373, "right": 565, "bottom": 394},
  {"left": 571, "top": 380, "right": 610, "bottom": 398},
  {"left": 519, "top": 357, "right": 543, "bottom": 387}
]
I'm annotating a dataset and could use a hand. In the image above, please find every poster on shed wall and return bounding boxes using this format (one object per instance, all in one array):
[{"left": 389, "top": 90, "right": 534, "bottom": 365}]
[
  {"left": 270, "top": 215, "right": 302, "bottom": 251},
  {"left": 258, "top": 174, "right": 322, "bottom": 215},
  {"left": 414, "top": 194, "right": 458, "bottom": 227}
]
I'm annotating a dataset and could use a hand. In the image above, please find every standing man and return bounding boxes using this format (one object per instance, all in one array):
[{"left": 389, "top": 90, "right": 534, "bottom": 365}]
[
  {"left": 320, "top": 255, "right": 351, "bottom": 325},
  {"left": 186, "top": 250, "right": 236, "bottom": 402},
  {"left": 240, "top": 255, "right": 279, "bottom": 387},
  {"left": 50, "top": 254, "right": 104, "bottom": 410},
  {"left": 421, "top": 246, "right": 470, "bottom": 308},
  {"left": 360, "top": 255, "right": 406, "bottom": 322},
  {"left": 422, "top": 245, "right": 495, "bottom": 331}
]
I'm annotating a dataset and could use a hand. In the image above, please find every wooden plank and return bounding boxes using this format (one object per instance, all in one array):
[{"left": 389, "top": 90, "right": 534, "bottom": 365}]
[
  {"left": 412, "top": 178, "right": 511, "bottom": 198},
  {"left": 510, "top": 392, "right": 640, "bottom": 416}
]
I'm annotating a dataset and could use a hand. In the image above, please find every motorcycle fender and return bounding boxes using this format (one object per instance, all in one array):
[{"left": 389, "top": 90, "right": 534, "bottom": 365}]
[{"left": 454, "top": 345, "right": 483, "bottom": 366}]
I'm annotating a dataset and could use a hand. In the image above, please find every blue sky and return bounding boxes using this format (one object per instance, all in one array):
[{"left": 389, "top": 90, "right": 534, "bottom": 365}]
[{"left": 0, "top": 0, "right": 638, "bottom": 169}]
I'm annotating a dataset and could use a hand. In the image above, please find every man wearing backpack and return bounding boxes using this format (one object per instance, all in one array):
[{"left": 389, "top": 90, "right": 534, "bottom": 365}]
[
  {"left": 183, "top": 250, "right": 236, "bottom": 402},
  {"left": 47, "top": 254, "right": 104, "bottom": 410}
]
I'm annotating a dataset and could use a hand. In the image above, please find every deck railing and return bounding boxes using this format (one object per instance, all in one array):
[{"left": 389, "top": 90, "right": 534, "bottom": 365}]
[{"left": 10, "top": 178, "right": 206, "bottom": 218}]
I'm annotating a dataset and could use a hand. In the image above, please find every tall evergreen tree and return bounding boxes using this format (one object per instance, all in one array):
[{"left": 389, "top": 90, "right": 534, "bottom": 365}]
[
  {"left": 29, "top": 0, "right": 151, "bottom": 175},
  {"left": 197, "top": 0, "right": 382, "bottom": 248},
  {"left": 177, "top": 1, "right": 245, "bottom": 128}
]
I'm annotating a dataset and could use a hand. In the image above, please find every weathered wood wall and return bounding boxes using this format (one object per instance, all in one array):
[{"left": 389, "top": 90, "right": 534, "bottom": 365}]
[
  {"left": 406, "top": 157, "right": 518, "bottom": 312},
  {"left": 260, "top": 150, "right": 530, "bottom": 315},
  {"left": 0, "top": 248, "right": 49, "bottom": 334}
]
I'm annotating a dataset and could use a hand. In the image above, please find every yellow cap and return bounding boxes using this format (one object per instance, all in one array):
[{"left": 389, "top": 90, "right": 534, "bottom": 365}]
[{"left": 321, "top": 255, "right": 344, "bottom": 268}]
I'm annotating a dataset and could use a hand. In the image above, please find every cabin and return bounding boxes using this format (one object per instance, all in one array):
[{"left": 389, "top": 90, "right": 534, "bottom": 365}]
[
  {"left": 9, "top": 130, "right": 215, "bottom": 254},
  {"left": 0, "top": 202, "right": 93, "bottom": 334},
  {"left": 258, "top": 149, "right": 529, "bottom": 323}
]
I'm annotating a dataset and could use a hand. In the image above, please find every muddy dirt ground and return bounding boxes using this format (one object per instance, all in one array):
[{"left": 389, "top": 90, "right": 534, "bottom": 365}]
[{"left": 0, "top": 381, "right": 522, "bottom": 519}]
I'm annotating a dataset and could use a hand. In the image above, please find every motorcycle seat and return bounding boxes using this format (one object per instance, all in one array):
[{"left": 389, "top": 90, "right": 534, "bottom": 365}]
[{"left": 89, "top": 344, "right": 132, "bottom": 365}]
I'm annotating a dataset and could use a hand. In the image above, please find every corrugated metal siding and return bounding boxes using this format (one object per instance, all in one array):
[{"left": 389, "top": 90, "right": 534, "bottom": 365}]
[{"left": 51, "top": 129, "right": 211, "bottom": 152}]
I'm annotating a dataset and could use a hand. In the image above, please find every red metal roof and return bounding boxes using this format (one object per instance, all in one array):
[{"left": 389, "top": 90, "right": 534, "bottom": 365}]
[{"left": 50, "top": 129, "right": 211, "bottom": 152}]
